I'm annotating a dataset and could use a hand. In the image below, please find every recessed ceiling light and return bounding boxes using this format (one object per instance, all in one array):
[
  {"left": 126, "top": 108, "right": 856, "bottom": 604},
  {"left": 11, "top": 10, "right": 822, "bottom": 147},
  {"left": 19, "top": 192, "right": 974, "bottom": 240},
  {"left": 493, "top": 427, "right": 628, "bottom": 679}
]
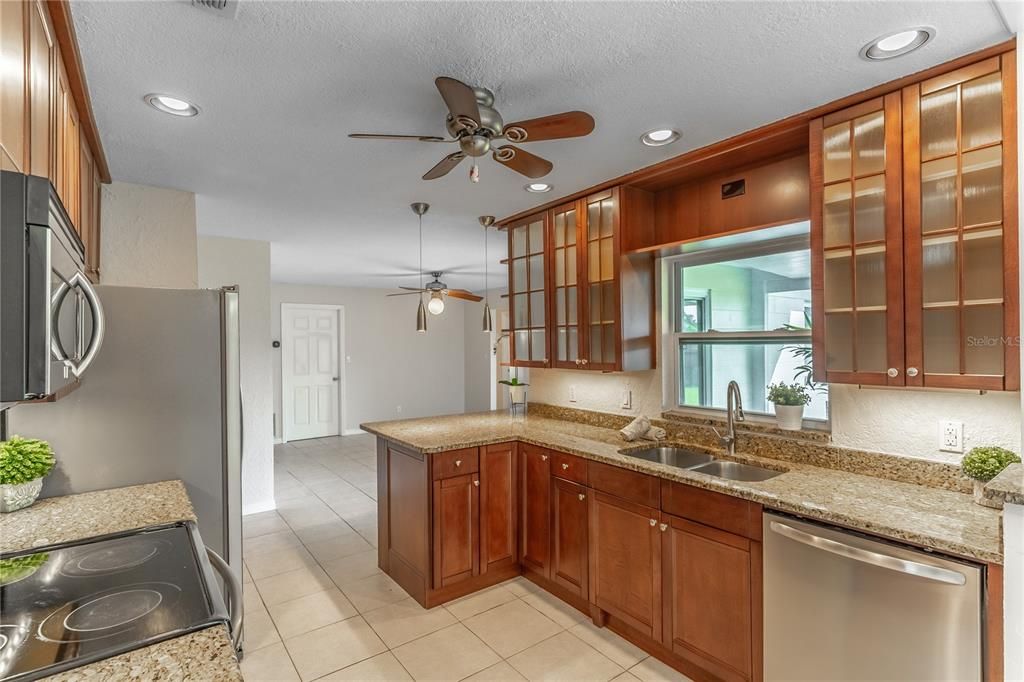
[
  {"left": 144, "top": 93, "right": 200, "bottom": 117},
  {"left": 525, "top": 183, "right": 552, "bottom": 193},
  {"left": 641, "top": 128, "right": 680, "bottom": 147},
  {"left": 860, "top": 28, "right": 934, "bottom": 61}
]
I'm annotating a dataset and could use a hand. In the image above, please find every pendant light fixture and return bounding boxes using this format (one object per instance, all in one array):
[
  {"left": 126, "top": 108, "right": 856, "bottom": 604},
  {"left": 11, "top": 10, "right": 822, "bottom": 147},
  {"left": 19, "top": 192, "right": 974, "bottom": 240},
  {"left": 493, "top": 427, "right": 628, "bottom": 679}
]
[
  {"left": 479, "top": 215, "right": 496, "bottom": 333},
  {"left": 411, "top": 202, "right": 430, "bottom": 333}
]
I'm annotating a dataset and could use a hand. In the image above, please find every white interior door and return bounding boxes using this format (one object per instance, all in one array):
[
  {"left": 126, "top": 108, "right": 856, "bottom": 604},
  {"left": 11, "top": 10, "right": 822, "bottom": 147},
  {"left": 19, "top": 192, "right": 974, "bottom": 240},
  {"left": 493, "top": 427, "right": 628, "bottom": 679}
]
[{"left": 282, "top": 305, "right": 341, "bottom": 441}]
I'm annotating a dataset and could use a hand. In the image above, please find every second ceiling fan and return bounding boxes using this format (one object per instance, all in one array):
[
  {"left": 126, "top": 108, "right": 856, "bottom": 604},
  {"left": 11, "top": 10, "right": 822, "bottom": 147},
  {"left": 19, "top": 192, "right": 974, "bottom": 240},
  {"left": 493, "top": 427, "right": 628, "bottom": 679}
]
[{"left": 350, "top": 77, "right": 595, "bottom": 181}]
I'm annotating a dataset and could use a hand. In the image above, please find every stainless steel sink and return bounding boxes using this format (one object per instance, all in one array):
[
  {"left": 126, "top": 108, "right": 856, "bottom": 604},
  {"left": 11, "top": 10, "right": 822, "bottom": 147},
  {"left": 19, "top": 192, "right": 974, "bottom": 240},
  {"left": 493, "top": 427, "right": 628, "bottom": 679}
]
[
  {"left": 624, "top": 447, "right": 715, "bottom": 470},
  {"left": 691, "top": 460, "right": 783, "bottom": 482}
]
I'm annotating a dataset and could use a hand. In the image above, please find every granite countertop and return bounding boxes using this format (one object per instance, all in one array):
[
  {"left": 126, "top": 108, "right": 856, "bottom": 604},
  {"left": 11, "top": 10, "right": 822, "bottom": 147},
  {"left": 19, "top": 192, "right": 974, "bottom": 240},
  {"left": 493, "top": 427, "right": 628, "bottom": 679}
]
[
  {"left": 0, "top": 480, "right": 241, "bottom": 681},
  {"left": 362, "top": 411, "right": 1004, "bottom": 564},
  {"left": 986, "top": 463, "right": 1024, "bottom": 506}
]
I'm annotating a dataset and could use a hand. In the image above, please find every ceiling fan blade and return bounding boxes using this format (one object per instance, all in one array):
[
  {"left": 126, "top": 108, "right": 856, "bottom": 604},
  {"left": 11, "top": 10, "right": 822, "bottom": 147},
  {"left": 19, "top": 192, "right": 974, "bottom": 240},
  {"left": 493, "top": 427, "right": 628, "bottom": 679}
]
[
  {"left": 435, "top": 77, "right": 480, "bottom": 129},
  {"left": 348, "top": 133, "right": 452, "bottom": 142},
  {"left": 492, "top": 145, "right": 553, "bottom": 179},
  {"left": 446, "top": 289, "right": 484, "bottom": 302},
  {"left": 398, "top": 286, "right": 427, "bottom": 292},
  {"left": 503, "top": 111, "right": 595, "bottom": 143},
  {"left": 386, "top": 291, "right": 424, "bottom": 297},
  {"left": 423, "top": 152, "right": 466, "bottom": 180}
]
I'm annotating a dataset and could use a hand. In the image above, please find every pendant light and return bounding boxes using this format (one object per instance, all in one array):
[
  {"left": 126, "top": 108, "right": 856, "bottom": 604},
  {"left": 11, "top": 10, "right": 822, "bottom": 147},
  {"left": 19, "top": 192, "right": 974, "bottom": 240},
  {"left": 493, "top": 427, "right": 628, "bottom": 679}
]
[
  {"left": 411, "top": 203, "right": 429, "bottom": 333},
  {"left": 479, "top": 215, "right": 496, "bottom": 333}
]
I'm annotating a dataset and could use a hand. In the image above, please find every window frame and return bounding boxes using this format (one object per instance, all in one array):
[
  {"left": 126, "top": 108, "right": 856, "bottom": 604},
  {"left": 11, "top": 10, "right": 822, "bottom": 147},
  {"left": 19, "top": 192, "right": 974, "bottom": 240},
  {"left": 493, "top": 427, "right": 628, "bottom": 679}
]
[{"left": 660, "top": 229, "right": 830, "bottom": 429}]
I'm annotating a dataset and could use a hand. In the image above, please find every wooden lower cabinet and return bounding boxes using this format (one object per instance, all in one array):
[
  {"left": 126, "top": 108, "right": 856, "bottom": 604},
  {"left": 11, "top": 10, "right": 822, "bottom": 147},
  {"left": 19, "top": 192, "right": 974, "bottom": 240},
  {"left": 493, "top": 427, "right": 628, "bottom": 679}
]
[
  {"left": 662, "top": 515, "right": 761, "bottom": 682},
  {"left": 588, "top": 490, "right": 662, "bottom": 640},
  {"left": 550, "top": 477, "right": 588, "bottom": 599},
  {"left": 519, "top": 443, "right": 551, "bottom": 577},
  {"left": 480, "top": 442, "right": 517, "bottom": 573},
  {"left": 432, "top": 473, "right": 479, "bottom": 589}
]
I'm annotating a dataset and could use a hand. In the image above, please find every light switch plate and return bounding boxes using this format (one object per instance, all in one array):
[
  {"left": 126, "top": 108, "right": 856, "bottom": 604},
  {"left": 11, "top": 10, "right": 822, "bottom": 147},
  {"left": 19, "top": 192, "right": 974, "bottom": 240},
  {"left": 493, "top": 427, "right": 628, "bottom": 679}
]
[
  {"left": 569, "top": 385, "right": 577, "bottom": 403},
  {"left": 940, "top": 420, "right": 963, "bottom": 453},
  {"left": 620, "top": 388, "right": 632, "bottom": 409}
]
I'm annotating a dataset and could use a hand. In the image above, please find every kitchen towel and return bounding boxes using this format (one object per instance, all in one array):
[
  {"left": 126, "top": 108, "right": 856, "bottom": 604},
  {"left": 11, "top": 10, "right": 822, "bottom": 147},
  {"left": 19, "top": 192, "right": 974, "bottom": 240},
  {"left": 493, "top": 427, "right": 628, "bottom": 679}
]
[{"left": 620, "top": 416, "right": 651, "bottom": 441}]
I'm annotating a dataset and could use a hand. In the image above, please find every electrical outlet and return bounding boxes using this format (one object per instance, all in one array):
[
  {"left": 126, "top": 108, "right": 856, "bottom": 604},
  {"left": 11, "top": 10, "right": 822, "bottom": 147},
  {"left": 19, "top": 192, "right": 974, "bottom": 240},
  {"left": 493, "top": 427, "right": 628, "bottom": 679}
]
[
  {"left": 621, "top": 388, "right": 632, "bottom": 410},
  {"left": 396, "top": 405, "right": 402, "bottom": 415},
  {"left": 940, "top": 420, "right": 963, "bottom": 453},
  {"left": 569, "top": 385, "right": 577, "bottom": 403}
]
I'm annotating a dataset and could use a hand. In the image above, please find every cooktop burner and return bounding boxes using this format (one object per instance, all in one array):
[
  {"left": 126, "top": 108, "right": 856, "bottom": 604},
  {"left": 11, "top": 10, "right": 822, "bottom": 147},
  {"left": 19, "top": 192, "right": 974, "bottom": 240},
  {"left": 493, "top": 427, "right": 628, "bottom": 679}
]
[{"left": 0, "top": 523, "right": 228, "bottom": 681}]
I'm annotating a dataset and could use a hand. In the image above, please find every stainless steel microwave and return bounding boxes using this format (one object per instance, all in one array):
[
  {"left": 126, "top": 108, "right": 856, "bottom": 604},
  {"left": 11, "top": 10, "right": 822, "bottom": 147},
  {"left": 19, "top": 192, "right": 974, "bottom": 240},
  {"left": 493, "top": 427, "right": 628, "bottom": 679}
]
[{"left": 0, "top": 171, "right": 104, "bottom": 405}]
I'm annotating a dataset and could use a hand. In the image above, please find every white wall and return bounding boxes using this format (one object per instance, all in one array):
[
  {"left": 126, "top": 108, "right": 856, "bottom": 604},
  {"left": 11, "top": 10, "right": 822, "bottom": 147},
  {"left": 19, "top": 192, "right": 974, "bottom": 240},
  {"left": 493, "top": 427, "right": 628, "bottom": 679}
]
[
  {"left": 100, "top": 182, "right": 197, "bottom": 288},
  {"left": 1004, "top": 503, "right": 1024, "bottom": 681},
  {"left": 271, "top": 283, "right": 466, "bottom": 437},
  {"left": 197, "top": 236, "right": 275, "bottom": 515},
  {"left": 527, "top": 368, "right": 1022, "bottom": 463},
  {"left": 463, "top": 292, "right": 507, "bottom": 413}
]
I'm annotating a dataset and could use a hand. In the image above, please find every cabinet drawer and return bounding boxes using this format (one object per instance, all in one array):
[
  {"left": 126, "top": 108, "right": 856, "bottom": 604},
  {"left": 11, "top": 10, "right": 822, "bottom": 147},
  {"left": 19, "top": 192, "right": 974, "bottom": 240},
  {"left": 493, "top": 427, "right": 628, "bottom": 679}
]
[
  {"left": 661, "top": 480, "right": 761, "bottom": 540},
  {"left": 551, "top": 451, "right": 588, "bottom": 485},
  {"left": 587, "top": 461, "right": 659, "bottom": 508},
  {"left": 432, "top": 448, "right": 479, "bottom": 480}
]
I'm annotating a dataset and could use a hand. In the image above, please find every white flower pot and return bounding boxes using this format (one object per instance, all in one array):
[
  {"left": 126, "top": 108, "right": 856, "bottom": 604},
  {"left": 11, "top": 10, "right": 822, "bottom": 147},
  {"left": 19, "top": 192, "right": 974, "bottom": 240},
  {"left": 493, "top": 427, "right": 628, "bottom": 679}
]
[
  {"left": 508, "top": 385, "right": 527, "bottom": 406},
  {"left": 973, "top": 480, "right": 1002, "bottom": 509},
  {"left": 773, "top": 404, "right": 804, "bottom": 431},
  {"left": 0, "top": 478, "right": 43, "bottom": 513}
]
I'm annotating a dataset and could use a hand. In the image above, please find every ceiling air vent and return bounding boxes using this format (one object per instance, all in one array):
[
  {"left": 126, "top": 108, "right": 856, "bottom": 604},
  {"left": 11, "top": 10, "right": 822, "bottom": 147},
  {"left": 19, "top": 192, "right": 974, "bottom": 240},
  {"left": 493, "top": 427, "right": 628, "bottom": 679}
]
[{"left": 191, "top": 0, "right": 239, "bottom": 18}]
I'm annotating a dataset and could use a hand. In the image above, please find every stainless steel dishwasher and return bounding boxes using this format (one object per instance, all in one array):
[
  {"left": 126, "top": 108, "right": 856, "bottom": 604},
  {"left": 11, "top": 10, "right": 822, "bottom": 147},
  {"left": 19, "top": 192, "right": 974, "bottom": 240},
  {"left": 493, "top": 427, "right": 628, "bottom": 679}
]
[{"left": 763, "top": 512, "right": 984, "bottom": 681}]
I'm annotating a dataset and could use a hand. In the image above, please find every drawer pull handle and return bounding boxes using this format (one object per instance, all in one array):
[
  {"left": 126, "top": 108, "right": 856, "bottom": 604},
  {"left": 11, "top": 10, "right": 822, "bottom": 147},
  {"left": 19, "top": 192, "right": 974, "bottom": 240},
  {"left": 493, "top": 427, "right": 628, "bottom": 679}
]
[
  {"left": 473, "top": 480, "right": 479, "bottom": 487},
  {"left": 562, "top": 463, "right": 569, "bottom": 470},
  {"left": 659, "top": 523, "right": 668, "bottom": 532},
  {"left": 578, "top": 493, "right": 586, "bottom": 501},
  {"left": 455, "top": 460, "right": 462, "bottom": 467},
  {"left": 649, "top": 518, "right": 657, "bottom": 526}
]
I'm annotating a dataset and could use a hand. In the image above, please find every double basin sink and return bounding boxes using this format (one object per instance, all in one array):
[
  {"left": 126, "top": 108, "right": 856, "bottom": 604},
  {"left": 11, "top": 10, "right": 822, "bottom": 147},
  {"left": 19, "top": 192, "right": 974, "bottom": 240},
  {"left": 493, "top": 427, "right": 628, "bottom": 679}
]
[{"left": 622, "top": 446, "right": 783, "bottom": 482}]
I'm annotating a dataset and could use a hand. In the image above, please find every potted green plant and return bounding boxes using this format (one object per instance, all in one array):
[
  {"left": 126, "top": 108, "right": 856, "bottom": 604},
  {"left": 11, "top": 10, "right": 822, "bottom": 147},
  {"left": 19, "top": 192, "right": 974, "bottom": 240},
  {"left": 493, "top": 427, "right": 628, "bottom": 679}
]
[
  {"left": 766, "top": 382, "right": 811, "bottom": 431},
  {"left": 961, "top": 446, "right": 1020, "bottom": 508},
  {"left": 0, "top": 436, "right": 56, "bottom": 512},
  {"left": 498, "top": 373, "right": 529, "bottom": 408}
]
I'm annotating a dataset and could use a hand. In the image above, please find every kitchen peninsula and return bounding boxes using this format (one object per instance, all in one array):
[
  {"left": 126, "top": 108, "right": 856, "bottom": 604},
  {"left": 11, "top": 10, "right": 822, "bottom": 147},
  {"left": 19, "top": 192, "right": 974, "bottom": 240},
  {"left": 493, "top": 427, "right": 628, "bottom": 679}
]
[{"left": 363, "top": 405, "right": 1004, "bottom": 682}]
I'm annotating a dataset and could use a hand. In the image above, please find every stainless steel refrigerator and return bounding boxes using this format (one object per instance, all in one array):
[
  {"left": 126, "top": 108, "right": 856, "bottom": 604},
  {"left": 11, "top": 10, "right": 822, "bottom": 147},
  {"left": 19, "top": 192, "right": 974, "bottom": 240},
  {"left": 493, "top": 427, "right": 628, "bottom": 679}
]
[{"left": 7, "top": 285, "right": 243, "bottom": 583}]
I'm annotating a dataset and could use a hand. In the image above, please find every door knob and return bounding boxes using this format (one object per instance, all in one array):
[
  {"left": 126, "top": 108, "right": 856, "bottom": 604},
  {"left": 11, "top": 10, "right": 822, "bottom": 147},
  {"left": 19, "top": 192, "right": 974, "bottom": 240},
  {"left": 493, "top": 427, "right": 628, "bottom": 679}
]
[
  {"left": 659, "top": 523, "right": 668, "bottom": 532},
  {"left": 649, "top": 518, "right": 657, "bottom": 526},
  {"left": 473, "top": 480, "right": 479, "bottom": 487},
  {"left": 455, "top": 460, "right": 462, "bottom": 467},
  {"left": 562, "top": 463, "right": 569, "bottom": 470},
  {"left": 907, "top": 367, "right": 919, "bottom": 377},
  {"left": 541, "top": 454, "right": 548, "bottom": 461},
  {"left": 332, "top": 377, "right": 339, "bottom": 381},
  {"left": 887, "top": 368, "right": 899, "bottom": 378},
  {"left": 578, "top": 493, "right": 586, "bottom": 501}
]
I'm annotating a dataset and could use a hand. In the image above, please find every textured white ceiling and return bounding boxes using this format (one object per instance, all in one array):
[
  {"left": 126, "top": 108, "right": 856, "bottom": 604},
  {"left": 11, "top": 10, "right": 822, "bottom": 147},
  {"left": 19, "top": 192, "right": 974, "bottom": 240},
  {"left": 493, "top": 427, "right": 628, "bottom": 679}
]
[{"left": 72, "top": 1, "right": 1010, "bottom": 292}]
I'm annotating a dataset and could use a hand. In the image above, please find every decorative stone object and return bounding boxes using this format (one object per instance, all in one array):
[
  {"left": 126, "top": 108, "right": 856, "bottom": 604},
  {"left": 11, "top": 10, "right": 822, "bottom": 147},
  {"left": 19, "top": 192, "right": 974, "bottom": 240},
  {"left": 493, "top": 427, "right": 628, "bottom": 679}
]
[{"left": 0, "top": 478, "right": 44, "bottom": 513}]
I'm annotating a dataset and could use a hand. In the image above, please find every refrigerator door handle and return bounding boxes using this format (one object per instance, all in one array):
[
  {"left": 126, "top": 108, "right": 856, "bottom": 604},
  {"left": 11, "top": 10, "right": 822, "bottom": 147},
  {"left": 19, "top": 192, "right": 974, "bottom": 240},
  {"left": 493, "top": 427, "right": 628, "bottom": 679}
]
[
  {"left": 207, "top": 548, "right": 243, "bottom": 652},
  {"left": 768, "top": 521, "right": 966, "bottom": 585}
]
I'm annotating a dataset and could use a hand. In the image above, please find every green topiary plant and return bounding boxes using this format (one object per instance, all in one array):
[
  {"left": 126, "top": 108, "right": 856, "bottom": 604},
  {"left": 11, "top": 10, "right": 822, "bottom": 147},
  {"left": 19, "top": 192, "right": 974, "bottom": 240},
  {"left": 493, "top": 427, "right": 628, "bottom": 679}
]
[
  {"left": 766, "top": 382, "right": 811, "bottom": 407},
  {"left": 0, "top": 436, "right": 56, "bottom": 485},
  {"left": 961, "top": 446, "right": 1020, "bottom": 482}
]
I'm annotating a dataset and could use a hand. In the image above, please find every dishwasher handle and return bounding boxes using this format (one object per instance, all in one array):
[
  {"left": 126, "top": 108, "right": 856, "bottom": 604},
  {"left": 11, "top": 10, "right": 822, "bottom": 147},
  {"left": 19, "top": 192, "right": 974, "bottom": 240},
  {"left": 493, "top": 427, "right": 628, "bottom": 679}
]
[
  {"left": 207, "top": 548, "right": 244, "bottom": 651},
  {"left": 768, "top": 521, "right": 967, "bottom": 586}
]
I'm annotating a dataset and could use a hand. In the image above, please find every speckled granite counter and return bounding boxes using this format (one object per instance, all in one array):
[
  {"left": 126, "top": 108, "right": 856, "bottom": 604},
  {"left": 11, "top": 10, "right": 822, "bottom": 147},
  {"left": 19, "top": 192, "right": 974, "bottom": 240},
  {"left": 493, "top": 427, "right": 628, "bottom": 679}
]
[
  {"left": 987, "top": 463, "right": 1024, "bottom": 506},
  {"left": 1, "top": 480, "right": 242, "bottom": 681},
  {"left": 362, "top": 411, "right": 1004, "bottom": 564}
]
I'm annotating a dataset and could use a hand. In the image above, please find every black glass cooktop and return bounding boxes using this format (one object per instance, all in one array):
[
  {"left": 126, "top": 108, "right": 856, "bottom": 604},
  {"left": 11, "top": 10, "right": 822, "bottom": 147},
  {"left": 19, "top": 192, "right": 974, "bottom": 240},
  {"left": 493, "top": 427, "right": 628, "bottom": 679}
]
[{"left": 0, "top": 522, "right": 228, "bottom": 681}]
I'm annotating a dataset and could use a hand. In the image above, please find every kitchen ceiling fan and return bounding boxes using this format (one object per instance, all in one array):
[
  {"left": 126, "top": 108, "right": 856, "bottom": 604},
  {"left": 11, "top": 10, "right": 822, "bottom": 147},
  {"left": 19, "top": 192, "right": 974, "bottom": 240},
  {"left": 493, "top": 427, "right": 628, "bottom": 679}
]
[
  {"left": 388, "top": 271, "right": 483, "bottom": 315},
  {"left": 349, "top": 77, "right": 595, "bottom": 181}
]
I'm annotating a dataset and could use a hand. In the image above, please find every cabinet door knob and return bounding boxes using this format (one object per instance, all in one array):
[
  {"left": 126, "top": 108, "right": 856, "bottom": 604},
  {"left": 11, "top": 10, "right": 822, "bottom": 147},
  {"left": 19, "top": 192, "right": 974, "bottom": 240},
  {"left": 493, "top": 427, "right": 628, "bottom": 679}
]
[
  {"left": 907, "top": 367, "right": 919, "bottom": 377},
  {"left": 562, "top": 463, "right": 569, "bottom": 470},
  {"left": 659, "top": 523, "right": 668, "bottom": 532},
  {"left": 887, "top": 368, "right": 900, "bottom": 378},
  {"left": 455, "top": 459, "right": 462, "bottom": 467},
  {"left": 541, "top": 454, "right": 548, "bottom": 461},
  {"left": 649, "top": 518, "right": 657, "bottom": 526},
  {"left": 578, "top": 493, "right": 586, "bottom": 501},
  {"left": 581, "top": 359, "right": 589, "bottom": 366},
  {"left": 473, "top": 479, "right": 479, "bottom": 487},
  {"left": 575, "top": 359, "right": 581, "bottom": 366}
]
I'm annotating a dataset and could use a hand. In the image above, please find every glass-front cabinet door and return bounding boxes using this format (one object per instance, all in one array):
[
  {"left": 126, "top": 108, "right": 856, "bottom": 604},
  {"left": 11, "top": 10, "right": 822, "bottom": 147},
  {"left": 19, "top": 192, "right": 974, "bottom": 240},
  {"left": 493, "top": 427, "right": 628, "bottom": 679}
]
[
  {"left": 811, "top": 93, "right": 905, "bottom": 385},
  {"left": 902, "top": 53, "right": 1018, "bottom": 390},
  {"left": 508, "top": 213, "right": 549, "bottom": 367},
  {"left": 581, "top": 189, "right": 620, "bottom": 371},
  {"left": 550, "top": 201, "right": 582, "bottom": 368}
]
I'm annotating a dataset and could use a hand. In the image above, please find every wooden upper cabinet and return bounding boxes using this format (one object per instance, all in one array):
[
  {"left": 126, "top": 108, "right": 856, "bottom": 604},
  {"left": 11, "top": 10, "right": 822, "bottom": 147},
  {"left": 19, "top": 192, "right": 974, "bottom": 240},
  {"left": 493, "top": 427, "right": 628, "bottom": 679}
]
[
  {"left": 509, "top": 186, "right": 655, "bottom": 371},
  {"left": 27, "top": 0, "right": 52, "bottom": 180},
  {"left": 508, "top": 212, "right": 550, "bottom": 367},
  {"left": 811, "top": 93, "right": 905, "bottom": 386},
  {"left": 902, "top": 53, "right": 1019, "bottom": 390},
  {"left": 0, "top": 0, "right": 27, "bottom": 172}
]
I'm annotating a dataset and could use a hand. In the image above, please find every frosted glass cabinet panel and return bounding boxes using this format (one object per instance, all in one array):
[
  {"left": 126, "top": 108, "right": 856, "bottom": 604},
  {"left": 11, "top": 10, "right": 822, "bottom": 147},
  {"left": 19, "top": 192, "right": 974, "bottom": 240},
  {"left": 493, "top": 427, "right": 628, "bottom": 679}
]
[
  {"left": 507, "top": 213, "right": 550, "bottom": 367},
  {"left": 811, "top": 93, "right": 904, "bottom": 386},
  {"left": 902, "top": 53, "right": 1018, "bottom": 390}
]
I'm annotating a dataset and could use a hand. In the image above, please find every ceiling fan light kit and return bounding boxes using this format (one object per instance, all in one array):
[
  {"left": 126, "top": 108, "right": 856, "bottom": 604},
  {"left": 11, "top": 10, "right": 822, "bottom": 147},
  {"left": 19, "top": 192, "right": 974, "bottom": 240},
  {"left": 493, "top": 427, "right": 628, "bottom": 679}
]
[{"left": 350, "top": 76, "right": 594, "bottom": 183}]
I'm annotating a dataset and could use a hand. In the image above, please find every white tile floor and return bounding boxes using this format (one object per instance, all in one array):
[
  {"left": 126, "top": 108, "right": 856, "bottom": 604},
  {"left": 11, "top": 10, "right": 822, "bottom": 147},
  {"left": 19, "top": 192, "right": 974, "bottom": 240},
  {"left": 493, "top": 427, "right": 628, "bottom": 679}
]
[{"left": 241, "top": 434, "right": 692, "bottom": 682}]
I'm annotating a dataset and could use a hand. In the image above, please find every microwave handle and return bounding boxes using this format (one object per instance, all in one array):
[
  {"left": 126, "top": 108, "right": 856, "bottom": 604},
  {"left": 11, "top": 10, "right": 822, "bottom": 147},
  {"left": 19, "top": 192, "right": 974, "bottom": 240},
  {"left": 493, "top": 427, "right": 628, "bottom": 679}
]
[{"left": 73, "top": 273, "right": 105, "bottom": 376}]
